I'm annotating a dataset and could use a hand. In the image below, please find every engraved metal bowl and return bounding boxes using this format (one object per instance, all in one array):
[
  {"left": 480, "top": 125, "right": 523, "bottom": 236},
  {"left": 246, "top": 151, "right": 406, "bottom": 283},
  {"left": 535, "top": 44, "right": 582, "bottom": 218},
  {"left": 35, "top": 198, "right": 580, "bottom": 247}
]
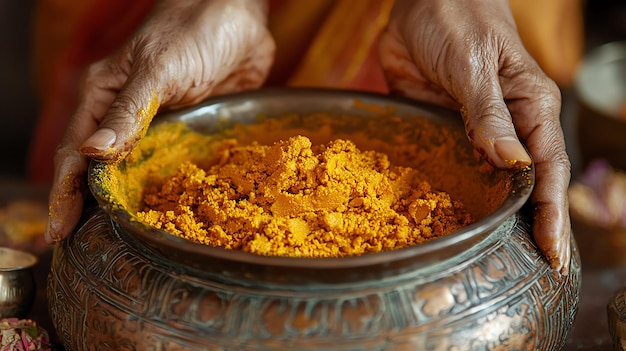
[
  {"left": 48, "top": 88, "right": 581, "bottom": 350},
  {"left": 0, "top": 247, "right": 37, "bottom": 318}
]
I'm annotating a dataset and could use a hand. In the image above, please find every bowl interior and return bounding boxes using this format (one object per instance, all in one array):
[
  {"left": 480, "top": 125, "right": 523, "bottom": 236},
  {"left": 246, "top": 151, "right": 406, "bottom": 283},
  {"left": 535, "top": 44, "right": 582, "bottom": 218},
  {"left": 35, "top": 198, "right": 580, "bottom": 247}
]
[{"left": 88, "top": 88, "right": 533, "bottom": 282}]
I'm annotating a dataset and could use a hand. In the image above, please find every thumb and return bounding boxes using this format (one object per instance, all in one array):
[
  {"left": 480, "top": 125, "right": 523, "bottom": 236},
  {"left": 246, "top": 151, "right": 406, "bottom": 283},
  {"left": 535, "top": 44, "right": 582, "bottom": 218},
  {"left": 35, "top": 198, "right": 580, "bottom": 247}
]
[
  {"left": 79, "top": 75, "right": 161, "bottom": 161},
  {"left": 459, "top": 70, "right": 531, "bottom": 170}
]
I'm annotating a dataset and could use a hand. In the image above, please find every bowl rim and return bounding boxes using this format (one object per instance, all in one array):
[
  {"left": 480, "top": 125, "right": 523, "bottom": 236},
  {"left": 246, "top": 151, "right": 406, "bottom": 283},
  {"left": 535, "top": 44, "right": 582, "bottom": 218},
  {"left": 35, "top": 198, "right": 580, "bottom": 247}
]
[
  {"left": 88, "top": 87, "right": 534, "bottom": 271},
  {"left": 0, "top": 247, "right": 38, "bottom": 271}
]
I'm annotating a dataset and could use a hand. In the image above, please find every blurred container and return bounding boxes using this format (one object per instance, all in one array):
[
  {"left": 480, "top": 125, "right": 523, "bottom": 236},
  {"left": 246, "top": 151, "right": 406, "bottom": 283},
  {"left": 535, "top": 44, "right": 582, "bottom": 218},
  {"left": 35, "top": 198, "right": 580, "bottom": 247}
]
[
  {"left": 0, "top": 247, "right": 37, "bottom": 318},
  {"left": 569, "top": 159, "right": 626, "bottom": 267},
  {"left": 608, "top": 286, "right": 626, "bottom": 351},
  {"left": 575, "top": 41, "right": 626, "bottom": 171}
]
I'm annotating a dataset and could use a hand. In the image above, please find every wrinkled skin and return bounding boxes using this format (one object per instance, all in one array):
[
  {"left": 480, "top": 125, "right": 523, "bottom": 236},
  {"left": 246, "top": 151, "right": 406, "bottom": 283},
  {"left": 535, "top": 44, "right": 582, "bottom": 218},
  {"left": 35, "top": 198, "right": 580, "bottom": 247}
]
[
  {"left": 45, "top": 0, "right": 275, "bottom": 244},
  {"left": 378, "top": 0, "right": 571, "bottom": 274},
  {"left": 45, "top": 0, "right": 571, "bottom": 275}
]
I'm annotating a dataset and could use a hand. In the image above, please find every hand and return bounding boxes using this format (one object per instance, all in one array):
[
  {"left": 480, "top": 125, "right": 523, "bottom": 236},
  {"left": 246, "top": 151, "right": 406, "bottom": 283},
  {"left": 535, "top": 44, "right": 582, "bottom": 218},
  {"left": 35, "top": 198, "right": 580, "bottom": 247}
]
[
  {"left": 378, "top": 0, "right": 571, "bottom": 274},
  {"left": 44, "top": 0, "right": 275, "bottom": 244}
]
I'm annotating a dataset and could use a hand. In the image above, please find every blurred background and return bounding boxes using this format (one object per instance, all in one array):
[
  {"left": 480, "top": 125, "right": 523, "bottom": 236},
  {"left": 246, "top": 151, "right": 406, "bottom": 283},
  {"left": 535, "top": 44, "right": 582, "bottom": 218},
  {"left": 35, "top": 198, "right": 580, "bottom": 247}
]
[
  {"left": 0, "top": 0, "right": 625, "bottom": 349},
  {"left": 1, "top": 1, "right": 38, "bottom": 179},
  {"left": 1, "top": 0, "right": 625, "bottom": 180}
]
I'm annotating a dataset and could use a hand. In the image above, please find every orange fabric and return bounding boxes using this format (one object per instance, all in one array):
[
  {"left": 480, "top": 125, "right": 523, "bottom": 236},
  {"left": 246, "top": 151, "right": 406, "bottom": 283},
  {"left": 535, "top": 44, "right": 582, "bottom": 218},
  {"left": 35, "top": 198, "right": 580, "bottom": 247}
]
[
  {"left": 510, "top": 0, "right": 584, "bottom": 88},
  {"left": 285, "top": 0, "right": 392, "bottom": 92},
  {"left": 28, "top": 0, "right": 584, "bottom": 182},
  {"left": 266, "top": 0, "right": 336, "bottom": 86},
  {"left": 267, "top": 0, "right": 392, "bottom": 92}
]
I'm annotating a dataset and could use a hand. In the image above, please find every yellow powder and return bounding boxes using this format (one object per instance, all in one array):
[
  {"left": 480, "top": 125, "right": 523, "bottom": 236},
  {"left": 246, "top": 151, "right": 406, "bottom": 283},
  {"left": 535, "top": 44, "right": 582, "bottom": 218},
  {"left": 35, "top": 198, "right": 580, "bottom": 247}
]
[{"left": 136, "top": 135, "right": 473, "bottom": 257}]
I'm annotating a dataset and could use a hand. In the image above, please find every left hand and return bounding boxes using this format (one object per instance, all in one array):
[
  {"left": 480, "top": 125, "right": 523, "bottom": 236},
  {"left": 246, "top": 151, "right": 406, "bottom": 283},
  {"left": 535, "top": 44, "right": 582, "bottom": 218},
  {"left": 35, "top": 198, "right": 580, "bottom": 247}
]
[
  {"left": 44, "top": 0, "right": 275, "bottom": 244},
  {"left": 378, "top": 0, "right": 571, "bottom": 274}
]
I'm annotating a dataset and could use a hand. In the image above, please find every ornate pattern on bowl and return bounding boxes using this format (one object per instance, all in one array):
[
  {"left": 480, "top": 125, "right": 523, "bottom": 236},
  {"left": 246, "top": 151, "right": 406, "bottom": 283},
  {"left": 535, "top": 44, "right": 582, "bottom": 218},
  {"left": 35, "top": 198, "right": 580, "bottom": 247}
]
[{"left": 47, "top": 88, "right": 580, "bottom": 350}]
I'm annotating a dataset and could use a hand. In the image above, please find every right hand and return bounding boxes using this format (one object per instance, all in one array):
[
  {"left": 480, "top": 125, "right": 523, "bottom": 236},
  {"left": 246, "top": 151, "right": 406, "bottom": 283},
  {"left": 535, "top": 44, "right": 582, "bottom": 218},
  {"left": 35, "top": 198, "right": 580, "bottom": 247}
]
[
  {"left": 44, "top": 0, "right": 275, "bottom": 244},
  {"left": 378, "top": 0, "right": 571, "bottom": 274}
]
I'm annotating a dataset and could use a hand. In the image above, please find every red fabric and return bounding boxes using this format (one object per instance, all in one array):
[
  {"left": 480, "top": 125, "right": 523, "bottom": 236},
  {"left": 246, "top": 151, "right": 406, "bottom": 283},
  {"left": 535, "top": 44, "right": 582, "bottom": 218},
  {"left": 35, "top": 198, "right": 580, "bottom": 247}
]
[{"left": 28, "top": 0, "right": 154, "bottom": 182}]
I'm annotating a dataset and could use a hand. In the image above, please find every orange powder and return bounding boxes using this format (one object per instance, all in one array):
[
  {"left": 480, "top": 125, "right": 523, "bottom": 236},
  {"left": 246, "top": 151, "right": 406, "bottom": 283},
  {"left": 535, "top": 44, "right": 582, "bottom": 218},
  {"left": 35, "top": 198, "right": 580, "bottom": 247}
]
[{"left": 136, "top": 135, "right": 473, "bottom": 257}]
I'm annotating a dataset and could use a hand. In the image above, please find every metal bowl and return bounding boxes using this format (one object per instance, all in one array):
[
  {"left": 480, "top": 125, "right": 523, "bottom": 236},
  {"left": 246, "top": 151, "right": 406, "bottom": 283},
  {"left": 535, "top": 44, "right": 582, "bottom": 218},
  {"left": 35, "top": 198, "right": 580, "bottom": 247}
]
[
  {"left": 88, "top": 88, "right": 533, "bottom": 284},
  {"left": 0, "top": 247, "right": 37, "bottom": 318},
  {"left": 49, "top": 88, "right": 580, "bottom": 350}
]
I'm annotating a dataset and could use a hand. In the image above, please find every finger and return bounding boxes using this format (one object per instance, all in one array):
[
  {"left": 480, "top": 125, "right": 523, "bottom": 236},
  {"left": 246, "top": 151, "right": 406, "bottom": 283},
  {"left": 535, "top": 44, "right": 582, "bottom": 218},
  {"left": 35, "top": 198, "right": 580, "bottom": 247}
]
[
  {"left": 45, "top": 65, "right": 119, "bottom": 243},
  {"left": 458, "top": 59, "right": 571, "bottom": 274},
  {"left": 504, "top": 70, "right": 571, "bottom": 275},
  {"left": 79, "top": 68, "right": 162, "bottom": 161},
  {"left": 465, "top": 72, "right": 571, "bottom": 274},
  {"left": 459, "top": 67, "right": 532, "bottom": 171},
  {"left": 533, "top": 160, "right": 572, "bottom": 275},
  {"left": 521, "top": 102, "right": 571, "bottom": 275},
  {"left": 45, "top": 148, "right": 88, "bottom": 244},
  {"left": 80, "top": 35, "right": 276, "bottom": 160},
  {"left": 465, "top": 88, "right": 571, "bottom": 274}
]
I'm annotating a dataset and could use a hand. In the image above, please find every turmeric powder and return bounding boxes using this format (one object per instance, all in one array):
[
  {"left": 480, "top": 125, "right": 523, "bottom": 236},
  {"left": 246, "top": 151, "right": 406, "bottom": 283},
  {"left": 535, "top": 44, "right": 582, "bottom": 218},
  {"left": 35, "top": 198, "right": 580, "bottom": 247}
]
[{"left": 136, "top": 135, "right": 473, "bottom": 257}]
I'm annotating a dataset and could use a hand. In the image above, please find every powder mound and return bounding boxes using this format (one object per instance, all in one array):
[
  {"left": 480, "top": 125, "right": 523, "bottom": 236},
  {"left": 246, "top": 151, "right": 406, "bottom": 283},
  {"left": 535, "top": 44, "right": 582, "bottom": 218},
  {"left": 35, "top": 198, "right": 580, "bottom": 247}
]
[{"left": 136, "top": 136, "right": 473, "bottom": 257}]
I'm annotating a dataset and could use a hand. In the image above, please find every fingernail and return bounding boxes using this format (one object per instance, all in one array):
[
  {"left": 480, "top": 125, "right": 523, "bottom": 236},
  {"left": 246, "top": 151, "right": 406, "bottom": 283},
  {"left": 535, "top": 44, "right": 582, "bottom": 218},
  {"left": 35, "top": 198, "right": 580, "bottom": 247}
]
[
  {"left": 80, "top": 128, "right": 117, "bottom": 155},
  {"left": 494, "top": 138, "right": 531, "bottom": 169}
]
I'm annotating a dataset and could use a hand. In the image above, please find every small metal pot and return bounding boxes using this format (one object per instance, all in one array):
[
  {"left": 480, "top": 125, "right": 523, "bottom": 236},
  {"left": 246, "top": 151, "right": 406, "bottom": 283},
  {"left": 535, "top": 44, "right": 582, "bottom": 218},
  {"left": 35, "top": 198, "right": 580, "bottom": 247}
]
[{"left": 0, "top": 247, "right": 37, "bottom": 318}]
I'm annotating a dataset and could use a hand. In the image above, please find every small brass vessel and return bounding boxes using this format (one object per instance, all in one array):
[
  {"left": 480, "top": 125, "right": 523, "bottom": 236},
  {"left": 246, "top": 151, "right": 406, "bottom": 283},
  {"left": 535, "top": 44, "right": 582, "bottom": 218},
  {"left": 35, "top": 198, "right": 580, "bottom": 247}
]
[{"left": 0, "top": 247, "right": 37, "bottom": 318}]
